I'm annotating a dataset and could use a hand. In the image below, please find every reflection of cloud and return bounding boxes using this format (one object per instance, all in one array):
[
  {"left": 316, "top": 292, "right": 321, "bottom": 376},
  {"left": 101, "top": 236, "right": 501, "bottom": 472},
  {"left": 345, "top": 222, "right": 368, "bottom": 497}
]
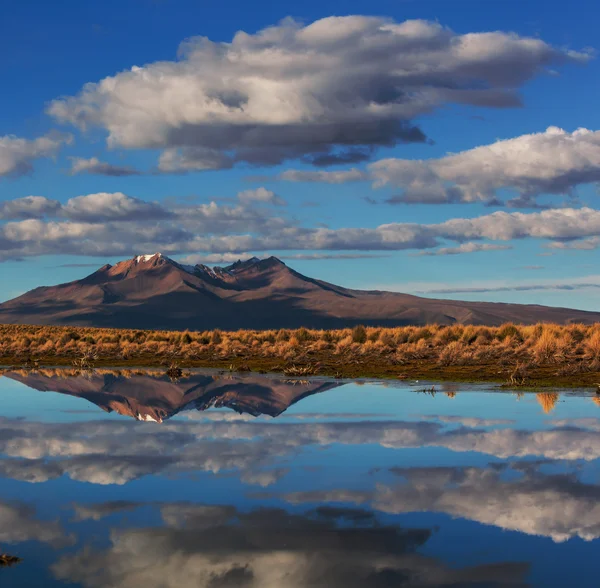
[
  {"left": 240, "top": 468, "right": 289, "bottom": 488},
  {"left": 2, "top": 416, "right": 600, "bottom": 486},
  {"left": 281, "top": 465, "right": 600, "bottom": 543},
  {"left": 53, "top": 502, "right": 528, "bottom": 588},
  {"left": 72, "top": 501, "right": 141, "bottom": 521},
  {"left": 551, "top": 418, "right": 600, "bottom": 431},
  {"left": 416, "top": 415, "right": 514, "bottom": 428},
  {"left": 0, "top": 501, "right": 70, "bottom": 547}
]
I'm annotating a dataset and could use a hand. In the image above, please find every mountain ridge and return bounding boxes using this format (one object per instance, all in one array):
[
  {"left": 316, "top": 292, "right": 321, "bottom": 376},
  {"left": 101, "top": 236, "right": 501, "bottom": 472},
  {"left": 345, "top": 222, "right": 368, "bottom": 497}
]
[{"left": 1, "top": 253, "right": 599, "bottom": 329}]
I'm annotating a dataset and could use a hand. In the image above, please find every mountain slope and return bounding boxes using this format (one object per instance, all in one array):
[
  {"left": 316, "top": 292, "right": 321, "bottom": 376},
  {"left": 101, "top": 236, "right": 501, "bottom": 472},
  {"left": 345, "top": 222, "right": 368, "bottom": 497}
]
[{"left": 0, "top": 253, "right": 598, "bottom": 328}]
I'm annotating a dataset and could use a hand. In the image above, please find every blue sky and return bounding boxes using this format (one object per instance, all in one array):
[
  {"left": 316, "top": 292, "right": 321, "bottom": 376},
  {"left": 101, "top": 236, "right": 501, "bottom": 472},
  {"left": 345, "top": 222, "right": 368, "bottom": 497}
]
[{"left": 2, "top": 0, "right": 600, "bottom": 310}]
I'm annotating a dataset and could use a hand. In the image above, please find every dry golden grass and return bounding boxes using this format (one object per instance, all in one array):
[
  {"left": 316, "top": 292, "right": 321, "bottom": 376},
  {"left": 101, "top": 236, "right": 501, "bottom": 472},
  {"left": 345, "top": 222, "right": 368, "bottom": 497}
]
[{"left": 2, "top": 322, "right": 600, "bottom": 385}]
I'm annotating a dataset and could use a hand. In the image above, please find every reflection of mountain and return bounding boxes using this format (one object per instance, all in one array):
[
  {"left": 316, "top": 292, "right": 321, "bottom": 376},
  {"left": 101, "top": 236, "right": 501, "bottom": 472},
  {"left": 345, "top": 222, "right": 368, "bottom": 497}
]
[{"left": 5, "top": 371, "right": 341, "bottom": 422}]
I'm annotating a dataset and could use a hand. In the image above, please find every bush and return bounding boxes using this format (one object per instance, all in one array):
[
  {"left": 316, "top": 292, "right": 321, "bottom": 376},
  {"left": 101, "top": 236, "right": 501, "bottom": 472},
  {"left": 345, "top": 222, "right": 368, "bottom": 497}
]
[
  {"left": 352, "top": 325, "right": 367, "bottom": 344},
  {"left": 297, "top": 328, "right": 311, "bottom": 342},
  {"left": 496, "top": 324, "right": 521, "bottom": 342}
]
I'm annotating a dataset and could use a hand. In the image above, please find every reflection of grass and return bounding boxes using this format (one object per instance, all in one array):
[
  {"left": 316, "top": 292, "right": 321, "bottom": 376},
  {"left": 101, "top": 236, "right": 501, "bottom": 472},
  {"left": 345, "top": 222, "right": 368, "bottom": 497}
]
[
  {"left": 0, "top": 553, "right": 22, "bottom": 568},
  {"left": 536, "top": 392, "right": 560, "bottom": 414},
  {"left": 3, "top": 322, "right": 600, "bottom": 387}
]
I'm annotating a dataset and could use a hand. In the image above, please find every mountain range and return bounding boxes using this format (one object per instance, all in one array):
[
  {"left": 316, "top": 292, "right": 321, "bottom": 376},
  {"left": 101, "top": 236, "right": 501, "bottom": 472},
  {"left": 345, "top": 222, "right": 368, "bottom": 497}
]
[
  {"left": 3, "top": 370, "right": 340, "bottom": 422},
  {"left": 0, "top": 253, "right": 598, "bottom": 329}
]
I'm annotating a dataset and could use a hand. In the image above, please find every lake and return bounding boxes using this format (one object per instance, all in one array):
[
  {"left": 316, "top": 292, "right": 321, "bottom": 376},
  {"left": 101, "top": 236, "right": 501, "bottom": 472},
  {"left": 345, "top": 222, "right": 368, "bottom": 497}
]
[{"left": 0, "top": 368, "right": 599, "bottom": 587}]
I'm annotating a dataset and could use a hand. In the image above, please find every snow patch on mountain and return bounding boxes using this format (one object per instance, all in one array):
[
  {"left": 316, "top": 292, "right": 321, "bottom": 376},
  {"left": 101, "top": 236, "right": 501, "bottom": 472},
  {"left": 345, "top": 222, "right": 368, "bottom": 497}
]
[
  {"left": 135, "top": 253, "right": 162, "bottom": 263},
  {"left": 136, "top": 412, "right": 162, "bottom": 423}
]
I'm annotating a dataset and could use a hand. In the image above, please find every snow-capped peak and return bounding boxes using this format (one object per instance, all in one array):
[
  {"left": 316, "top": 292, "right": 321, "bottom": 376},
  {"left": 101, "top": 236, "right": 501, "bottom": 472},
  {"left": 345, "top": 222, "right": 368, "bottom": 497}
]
[{"left": 135, "top": 253, "right": 163, "bottom": 263}]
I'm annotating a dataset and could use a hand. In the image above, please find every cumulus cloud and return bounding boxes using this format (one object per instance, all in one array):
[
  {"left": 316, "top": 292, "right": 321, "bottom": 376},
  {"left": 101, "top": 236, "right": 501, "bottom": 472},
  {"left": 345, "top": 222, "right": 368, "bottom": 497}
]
[
  {"left": 434, "top": 206, "right": 600, "bottom": 241},
  {"left": 48, "top": 16, "right": 588, "bottom": 170},
  {"left": 372, "top": 127, "right": 600, "bottom": 205},
  {"left": 157, "top": 147, "right": 234, "bottom": 172},
  {"left": 275, "top": 127, "right": 600, "bottom": 207},
  {"left": 237, "top": 187, "right": 286, "bottom": 206},
  {"left": 68, "top": 156, "right": 141, "bottom": 176},
  {"left": 548, "top": 236, "right": 600, "bottom": 250},
  {"left": 3, "top": 198, "right": 600, "bottom": 261},
  {"left": 0, "top": 132, "right": 72, "bottom": 178},
  {"left": 0, "top": 196, "right": 61, "bottom": 220},
  {"left": 62, "top": 192, "right": 170, "bottom": 222},
  {"left": 415, "top": 242, "right": 512, "bottom": 256}
]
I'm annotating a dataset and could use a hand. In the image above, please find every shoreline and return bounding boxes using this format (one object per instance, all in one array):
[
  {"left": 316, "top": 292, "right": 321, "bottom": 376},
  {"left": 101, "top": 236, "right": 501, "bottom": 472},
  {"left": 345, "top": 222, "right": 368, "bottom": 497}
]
[{"left": 1, "top": 355, "right": 599, "bottom": 389}]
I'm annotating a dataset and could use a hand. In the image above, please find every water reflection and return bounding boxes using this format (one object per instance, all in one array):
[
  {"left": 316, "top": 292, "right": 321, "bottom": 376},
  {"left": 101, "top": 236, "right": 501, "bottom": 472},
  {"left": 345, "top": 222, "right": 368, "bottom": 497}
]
[
  {"left": 52, "top": 502, "right": 529, "bottom": 588},
  {"left": 3, "top": 369, "right": 340, "bottom": 421},
  {"left": 0, "top": 369, "right": 599, "bottom": 586},
  {"left": 0, "top": 555, "right": 22, "bottom": 568}
]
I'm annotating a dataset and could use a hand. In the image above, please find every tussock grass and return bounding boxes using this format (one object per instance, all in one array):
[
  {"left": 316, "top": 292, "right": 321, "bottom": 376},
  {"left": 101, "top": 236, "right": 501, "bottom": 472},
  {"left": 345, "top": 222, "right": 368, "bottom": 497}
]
[{"left": 2, "top": 322, "right": 600, "bottom": 386}]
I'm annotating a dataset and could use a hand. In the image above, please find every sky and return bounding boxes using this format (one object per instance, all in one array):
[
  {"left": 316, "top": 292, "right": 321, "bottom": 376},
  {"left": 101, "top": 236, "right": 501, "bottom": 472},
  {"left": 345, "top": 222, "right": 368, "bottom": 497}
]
[{"left": 2, "top": 0, "right": 600, "bottom": 310}]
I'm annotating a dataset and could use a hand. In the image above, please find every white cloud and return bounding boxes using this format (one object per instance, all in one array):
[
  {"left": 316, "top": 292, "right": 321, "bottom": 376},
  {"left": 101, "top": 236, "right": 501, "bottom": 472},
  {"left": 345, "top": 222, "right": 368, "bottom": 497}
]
[
  {"left": 417, "top": 274, "right": 600, "bottom": 294},
  {"left": 0, "top": 133, "right": 72, "bottom": 178},
  {"left": 69, "top": 156, "right": 140, "bottom": 176},
  {"left": 373, "top": 127, "right": 600, "bottom": 205},
  {"left": 0, "top": 196, "right": 61, "bottom": 220},
  {"left": 415, "top": 242, "right": 512, "bottom": 256},
  {"left": 3, "top": 196, "right": 600, "bottom": 261},
  {"left": 48, "top": 16, "right": 588, "bottom": 170},
  {"left": 274, "top": 127, "right": 600, "bottom": 207},
  {"left": 237, "top": 187, "right": 286, "bottom": 206},
  {"left": 62, "top": 192, "right": 170, "bottom": 222},
  {"left": 548, "top": 236, "right": 600, "bottom": 250},
  {"left": 278, "top": 168, "right": 368, "bottom": 183}
]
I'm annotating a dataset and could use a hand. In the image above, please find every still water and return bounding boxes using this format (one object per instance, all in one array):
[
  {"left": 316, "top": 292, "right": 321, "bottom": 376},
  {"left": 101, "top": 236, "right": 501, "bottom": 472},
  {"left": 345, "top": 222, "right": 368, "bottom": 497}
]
[{"left": 0, "top": 368, "right": 599, "bottom": 587}]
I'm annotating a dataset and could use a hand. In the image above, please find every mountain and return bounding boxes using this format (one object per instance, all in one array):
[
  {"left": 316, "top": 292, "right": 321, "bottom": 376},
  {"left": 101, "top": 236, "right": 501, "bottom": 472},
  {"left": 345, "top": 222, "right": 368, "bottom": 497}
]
[
  {"left": 0, "top": 253, "right": 598, "bottom": 328},
  {"left": 4, "top": 370, "right": 340, "bottom": 422}
]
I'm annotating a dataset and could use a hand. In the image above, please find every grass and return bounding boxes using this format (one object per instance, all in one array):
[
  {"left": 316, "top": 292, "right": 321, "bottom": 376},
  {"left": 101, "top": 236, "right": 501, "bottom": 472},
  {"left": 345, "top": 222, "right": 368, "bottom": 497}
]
[{"left": 2, "top": 322, "right": 600, "bottom": 387}]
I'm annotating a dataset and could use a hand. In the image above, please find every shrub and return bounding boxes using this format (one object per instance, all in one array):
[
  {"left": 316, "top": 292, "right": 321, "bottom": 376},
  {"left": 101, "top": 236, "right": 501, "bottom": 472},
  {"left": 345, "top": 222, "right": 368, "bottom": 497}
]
[
  {"left": 351, "top": 325, "right": 367, "bottom": 344},
  {"left": 496, "top": 324, "right": 522, "bottom": 342},
  {"left": 297, "top": 328, "right": 311, "bottom": 342},
  {"left": 276, "top": 329, "right": 290, "bottom": 342}
]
